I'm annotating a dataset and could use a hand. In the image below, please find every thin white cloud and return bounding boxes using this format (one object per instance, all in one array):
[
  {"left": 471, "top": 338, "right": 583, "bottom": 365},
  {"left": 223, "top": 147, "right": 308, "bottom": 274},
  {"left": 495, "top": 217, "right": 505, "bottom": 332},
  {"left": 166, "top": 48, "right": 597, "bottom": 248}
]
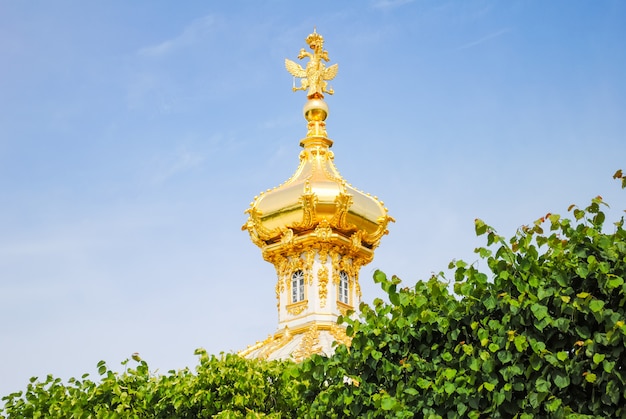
[
  {"left": 151, "top": 148, "right": 205, "bottom": 185},
  {"left": 457, "top": 28, "right": 511, "bottom": 50},
  {"left": 371, "top": 0, "right": 415, "bottom": 10},
  {"left": 138, "top": 15, "right": 217, "bottom": 57}
]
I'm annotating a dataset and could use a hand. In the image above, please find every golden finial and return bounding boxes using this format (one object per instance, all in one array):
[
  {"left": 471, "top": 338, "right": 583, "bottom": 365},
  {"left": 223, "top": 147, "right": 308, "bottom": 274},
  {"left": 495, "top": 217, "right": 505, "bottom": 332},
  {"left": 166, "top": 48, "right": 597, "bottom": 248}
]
[{"left": 285, "top": 29, "right": 338, "bottom": 99}]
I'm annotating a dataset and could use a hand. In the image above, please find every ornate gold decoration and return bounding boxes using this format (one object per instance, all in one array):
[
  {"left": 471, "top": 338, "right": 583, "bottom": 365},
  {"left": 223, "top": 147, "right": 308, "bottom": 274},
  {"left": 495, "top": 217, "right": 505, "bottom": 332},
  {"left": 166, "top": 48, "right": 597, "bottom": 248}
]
[
  {"left": 318, "top": 246, "right": 328, "bottom": 264},
  {"left": 292, "top": 324, "right": 322, "bottom": 362},
  {"left": 280, "top": 228, "right": 294, "bottom": 245},
  {"left": 305, "top": 250, "right": 315, "bottom": 285},
  {"left": 317, "top": 266, "right": 329, "bottom": 307},
  {"left": 355, "top": 272, "right": 362, "bottom": 299},
  {"left": 286, "top": 300, "right": 308, "bottom": 315},
  {"left": 240, "top": 321, "right": 351, "bottom": 361},
  {"left": 330, "top": 192, "right": 356, "bottom": 231},
  {"left": 331, "top": 252, "right": 341, "bottom": 285},
  {"left": 330, "top": 322, "right": 352, "bottom": 348},
  {"left": 259, "top": 327, "right": 293, "bottom": 359},
  {"left": 293, "top": 183, "right": 318, "bottom": 230},
  {"left": 337, "top": 302, "right": 352, "bottom": 317},
  {"left": 242, "top": 206, "right": 280, "bottom": 242},
  {"left": 285, "top": 29, "right": 338, "bottom": 99},
  {"left": 314, "top": 219, "right": 333, "bottom": 242},
  {"left": 349, "top": 230, "right": 363, "bottom": 254}
]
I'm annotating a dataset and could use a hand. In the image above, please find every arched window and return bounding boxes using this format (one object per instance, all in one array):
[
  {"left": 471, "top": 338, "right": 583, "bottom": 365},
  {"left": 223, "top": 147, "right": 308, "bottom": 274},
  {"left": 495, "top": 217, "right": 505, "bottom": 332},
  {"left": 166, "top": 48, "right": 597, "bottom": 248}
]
[
  {"left": 291, "top": 270, "right": 305, "bottom": 303},
  {"left": 338, "top": 271, "right": 349, "bottom": 304}
]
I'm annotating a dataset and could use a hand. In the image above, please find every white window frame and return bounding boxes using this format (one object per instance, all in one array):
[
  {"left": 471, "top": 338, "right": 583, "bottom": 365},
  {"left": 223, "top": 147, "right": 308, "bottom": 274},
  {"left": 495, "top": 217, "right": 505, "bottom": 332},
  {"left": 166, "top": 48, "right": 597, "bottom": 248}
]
[
  {"left": 291, "top": 270, "right": 305, "bottom": 303},
  {"left": 338, "top": 271, "right": 349, "bottom": 304}
]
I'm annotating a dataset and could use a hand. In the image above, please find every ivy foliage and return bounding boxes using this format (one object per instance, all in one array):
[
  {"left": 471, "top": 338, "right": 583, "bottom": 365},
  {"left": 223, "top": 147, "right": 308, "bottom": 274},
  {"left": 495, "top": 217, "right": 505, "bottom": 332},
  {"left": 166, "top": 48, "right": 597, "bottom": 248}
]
[{"left": 2, "top": 172, "right": 625, "bottom": 418}]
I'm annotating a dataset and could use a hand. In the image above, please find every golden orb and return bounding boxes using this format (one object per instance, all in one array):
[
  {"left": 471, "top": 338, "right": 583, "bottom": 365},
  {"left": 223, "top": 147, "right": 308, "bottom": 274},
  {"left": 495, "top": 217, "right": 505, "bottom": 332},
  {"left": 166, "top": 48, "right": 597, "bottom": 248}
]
[{"left": 303, "top": 98, "right": 328, "bottom": 122}]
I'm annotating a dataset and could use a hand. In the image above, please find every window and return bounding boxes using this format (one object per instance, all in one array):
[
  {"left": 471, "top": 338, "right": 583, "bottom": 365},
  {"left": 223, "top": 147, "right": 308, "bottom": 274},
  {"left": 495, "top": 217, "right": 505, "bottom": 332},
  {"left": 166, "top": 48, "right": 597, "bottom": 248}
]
[
  {"left": 339, "top": 271, "right": 349, "bottom": 304},
  {"left": 291, "top": 270, "right": 305, "bottom": 303}
]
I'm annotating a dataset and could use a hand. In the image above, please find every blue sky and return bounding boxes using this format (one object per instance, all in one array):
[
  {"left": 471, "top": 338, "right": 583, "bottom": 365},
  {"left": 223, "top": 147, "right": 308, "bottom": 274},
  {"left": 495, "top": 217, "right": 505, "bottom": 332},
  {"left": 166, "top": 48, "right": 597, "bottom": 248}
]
[{"left": 1, "top": 0, "right": 625, "bottom": 396}]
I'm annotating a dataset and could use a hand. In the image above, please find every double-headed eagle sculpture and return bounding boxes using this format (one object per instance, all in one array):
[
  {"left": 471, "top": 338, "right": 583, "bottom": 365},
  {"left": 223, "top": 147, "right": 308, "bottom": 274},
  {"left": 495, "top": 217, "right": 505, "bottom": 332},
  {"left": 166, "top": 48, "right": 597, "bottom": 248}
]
[{"left": 285, "top": 29, "right": 338, "bottom": 98}]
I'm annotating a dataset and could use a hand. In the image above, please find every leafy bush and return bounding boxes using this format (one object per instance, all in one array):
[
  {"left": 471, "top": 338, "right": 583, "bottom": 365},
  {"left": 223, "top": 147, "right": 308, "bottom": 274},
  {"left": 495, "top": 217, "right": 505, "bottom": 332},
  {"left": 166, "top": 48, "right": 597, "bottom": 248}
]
[{"left": 1, "top": 351, "right": 298, "bottom": 418}]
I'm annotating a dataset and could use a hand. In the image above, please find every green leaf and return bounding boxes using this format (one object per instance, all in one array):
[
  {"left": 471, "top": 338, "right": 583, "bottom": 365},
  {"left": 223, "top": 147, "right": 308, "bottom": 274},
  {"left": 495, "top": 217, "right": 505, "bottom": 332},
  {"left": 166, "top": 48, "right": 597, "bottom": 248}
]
[
  {"left": 546, "top": 397, "right": 562, "bottom": 412},
  {"left": 416, "top": 377, "right": 431, "bottom": 389},
  {"left": 475, "top": 218, "right": 488, "bottom": 236},
  {"left": 497, "top": 351, "right": 512, "bottom": 364},
  {"left": 535, "top": 377, "right": 550, "bottom": 393},
  {"left": 97, "top": 361, "right": 107, "bottom": 376},
  {"left": 389, "top": 290, "right": 400, "bottom": 306},
  {"left": 606, "top": 276, "right": 624, "bottom": 289},
  {"left": 380, "top": 395, "right": 397, "bottom": 411},
  {"left": 530, "top": 303, "right": 549, "bottom": 321},
  {"left": 442, "top": 368, "right": 457, "bottom": 380},
  {"left": 514, "top": 335, "right": 527, "bottom": 352},
  {"left": 603, "top": 360, "right": 616, "bottom": 373},
  {"left": 553, "top": 373, "right": 570, "bottom": 389},
  {"left": 589, "top": 299, "right": 605, "bottom": 313},
  {"left": 404, "top": 388, "right": 419, "bottom": 396}
]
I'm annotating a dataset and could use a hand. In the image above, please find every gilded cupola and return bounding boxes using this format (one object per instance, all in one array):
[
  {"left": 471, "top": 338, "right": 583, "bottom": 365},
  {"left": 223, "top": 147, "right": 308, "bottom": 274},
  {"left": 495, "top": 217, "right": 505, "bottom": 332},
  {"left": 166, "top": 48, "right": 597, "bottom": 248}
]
[{"left": 240, "top": 29, "right": 393, "bottom": 361}]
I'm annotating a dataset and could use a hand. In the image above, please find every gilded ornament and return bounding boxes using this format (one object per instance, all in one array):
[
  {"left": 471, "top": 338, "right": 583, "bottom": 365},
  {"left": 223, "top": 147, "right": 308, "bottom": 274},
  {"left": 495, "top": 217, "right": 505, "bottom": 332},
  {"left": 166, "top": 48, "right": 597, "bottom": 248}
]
[
  {"left": 314, "top": 219, "right": 333, "bottom": 241},
  {"left": 331, "top": 252, "right": 341, "bottom": 285},
  {"left": 330, "top": 193, "right": 356, "bottom": 231},
  {"left": 317, "top": 266, "right": 329, "bottom": 308},
  {"left": 286, "top": 300, "right": 308, "bottom": 315},
  {"left": 330, "top": 323, "right": 351, "bottom": 348},
  {"left": 280, "top": 228, "right": 294, "bottom": 245},
  {"left": 258, "top": 329, "right": 294, "bottom": 360},
  {"left": 349, "top": 230, "right": 363, "bottom": 254},
  {"left": 338, "top": 303, "right": 350, "bottom": 317},
  {"left": 285, "top": 29, "right": 338, "bottom": 99},
  {"left": 318, "top": 247, "right": 328, "bottom": 264},
  {"left": 292, "top": 324, "right": 322, "bottom": 362},
  {"left": 293, "top": 191, "right": 318, "bottom": 230},
  {"left": 305, "top": 250, "right": 315, "bottom": 285}
]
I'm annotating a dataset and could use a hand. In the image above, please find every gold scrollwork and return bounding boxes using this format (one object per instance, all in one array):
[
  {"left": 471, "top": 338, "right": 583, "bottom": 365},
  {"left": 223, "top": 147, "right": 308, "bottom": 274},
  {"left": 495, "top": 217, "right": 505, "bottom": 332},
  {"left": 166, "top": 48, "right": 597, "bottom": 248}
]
[
  {"left": 331, "top": 251, "right": 341, "bottom": 285},
  {"left": 318, "top": 266, "right": 329, "bottom": 308},
  {"left": 292, "top": 324, "right": 322, "bottom": 362},
  {"left": 280, "top": 228, "right": 294, "bottom": 246},
  {"left": 286, "top": 300, "right": 308, "bottom": 315},
  {"left": 305, "top": 250, "right": 315, "bottom": 285},
  {"left": 329, "top": 323, "right": 352, "bottom": 348},
  {"left": 293, "top": 189, "right": 318, "bottom": 230},
  {"left": 337, "top": 301, "right": 354, "bottom": 317},
  {"left": 318, "top": 246, "right": 328, "bottom": 264},
  {"left": 330, "top": 193, "right": 356, "bottom": 232},
  {"left": 314, "top": 219, "right": 333, "bottom": 241}
]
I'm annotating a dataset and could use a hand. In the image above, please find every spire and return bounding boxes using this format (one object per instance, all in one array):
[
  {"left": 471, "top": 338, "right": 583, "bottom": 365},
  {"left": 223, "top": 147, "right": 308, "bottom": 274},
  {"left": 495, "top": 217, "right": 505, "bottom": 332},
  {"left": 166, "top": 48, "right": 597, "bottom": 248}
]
[{"left": 285, "top": 29, "right": 338, "bottom": 144}]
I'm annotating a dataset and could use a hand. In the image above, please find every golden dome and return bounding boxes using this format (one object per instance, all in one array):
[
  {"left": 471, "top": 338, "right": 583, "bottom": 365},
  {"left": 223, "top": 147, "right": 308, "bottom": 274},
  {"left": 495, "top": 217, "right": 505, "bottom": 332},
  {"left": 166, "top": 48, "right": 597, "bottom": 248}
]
[{"left": 243, "top": 94, "right": 393, "bottom": 262}]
